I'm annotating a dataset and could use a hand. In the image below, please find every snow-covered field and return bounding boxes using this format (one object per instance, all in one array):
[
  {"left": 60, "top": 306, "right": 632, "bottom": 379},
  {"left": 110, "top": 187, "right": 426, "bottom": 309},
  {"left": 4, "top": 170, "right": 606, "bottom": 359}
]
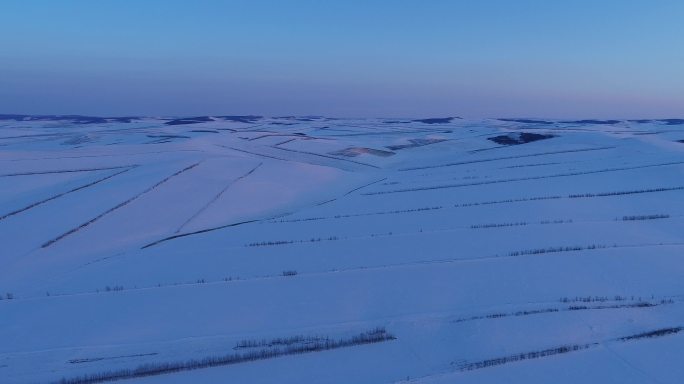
[{"left": 1, "top": 115, "right": 683, "bottom": 383}]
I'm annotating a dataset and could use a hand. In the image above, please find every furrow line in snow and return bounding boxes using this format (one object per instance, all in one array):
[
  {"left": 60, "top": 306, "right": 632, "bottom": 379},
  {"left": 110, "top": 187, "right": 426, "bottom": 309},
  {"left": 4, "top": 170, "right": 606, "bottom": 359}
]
[
  {"left": 270, "top": 145, "right": 380, "bottom": 168},
  {"left": 0, "top": 165, "right": 133, "bottom": 177},
  {"left": 273, "top": 185, "right": 684, "bottom": 223},
  {"left": 141, "top": 220, "right": 258, "bottom": 249},
  {"left": 403, "top": 327, "right": 683, "bottom": 382},
  {"left": 365, "top": 160, "right": 684, "bottom": 195},
  {"left": 0, "top": 166, "right": 136, "bottom": 221},
  {"left": 174, "top": 162, "right": 263, "bottom": 233},
  {"left": 41, "top": 162, "right": 201, "bottom": 248},
  {"left": 398, "top": 146, "right": 615, "bottom": 171},
  {"left": 221, "top": 146, "right": 289, "bottom": 161},
  {"left": 32, "top": 242, "right": 684, "bottom": 300}
]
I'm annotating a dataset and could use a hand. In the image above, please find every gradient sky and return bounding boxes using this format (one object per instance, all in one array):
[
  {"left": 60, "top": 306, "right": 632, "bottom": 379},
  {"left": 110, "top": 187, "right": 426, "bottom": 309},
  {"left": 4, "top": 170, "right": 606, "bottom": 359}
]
[{"left": 1, "top": 0, "right": 683, "bottom": 118}]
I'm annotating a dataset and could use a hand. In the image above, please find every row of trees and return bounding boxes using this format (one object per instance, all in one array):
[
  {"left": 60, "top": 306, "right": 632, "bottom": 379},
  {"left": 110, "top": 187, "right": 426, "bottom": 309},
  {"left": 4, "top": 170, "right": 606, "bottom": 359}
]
[{"left": 56, "top": 327, "right": 395, "bottom": 384}]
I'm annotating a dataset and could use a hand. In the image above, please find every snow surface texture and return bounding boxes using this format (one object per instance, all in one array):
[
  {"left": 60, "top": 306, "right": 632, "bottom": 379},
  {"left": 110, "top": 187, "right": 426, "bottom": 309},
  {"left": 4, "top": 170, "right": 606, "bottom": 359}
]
[{"left": 1, "top": 115, "right": 683, "bottom": 383}]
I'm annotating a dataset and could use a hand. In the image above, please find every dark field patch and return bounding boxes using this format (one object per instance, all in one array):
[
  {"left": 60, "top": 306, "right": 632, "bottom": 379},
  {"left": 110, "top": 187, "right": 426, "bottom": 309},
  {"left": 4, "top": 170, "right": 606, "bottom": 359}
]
[
  {"left": 659, "top": 119, "right": 684, "bottom": 125},
  {"left": 488, "top": 132, "right": 556, "bottom": 145},
  {"left": 498, "top": 118, "right": 554, "bottom": 124},
  {"left": 413, "top": 117, "right": 459, "bottom": 124},
  {"left": 146, "top": 135, "right": 190, "bottom": 139},
  {"left": 386, "top": 138, "right": 446, "bottom": 150},
  {"left": 330, "top": 147, "right": 395, "bottom": 157},
  {"left": 164, "top": 117, "right": 214, "bottom": 125},
  {"left": 562, "top": 119, "right": 621, "bottom": 125},
  {"left": 217, "top": 115, "right": 262, "bottom": 123},
  {"left": 629, "top": 119, "right": 653, "bottom": 124},
  {"left": 0, "top": 114, "right": 138, "bottom": 124}
]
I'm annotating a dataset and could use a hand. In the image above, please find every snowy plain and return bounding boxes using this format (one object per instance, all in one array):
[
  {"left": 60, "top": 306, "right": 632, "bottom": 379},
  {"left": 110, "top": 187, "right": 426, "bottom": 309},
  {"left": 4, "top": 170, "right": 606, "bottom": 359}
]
[{"left": 0, "top": 115, "right": 683, "bottom": 383}]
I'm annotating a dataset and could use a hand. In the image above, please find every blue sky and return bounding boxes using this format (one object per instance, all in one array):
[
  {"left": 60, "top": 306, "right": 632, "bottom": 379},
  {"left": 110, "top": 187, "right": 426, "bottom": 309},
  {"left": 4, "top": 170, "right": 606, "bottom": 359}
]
[{"left": 1, "top": 0, "right": 683, "bottom": 118}]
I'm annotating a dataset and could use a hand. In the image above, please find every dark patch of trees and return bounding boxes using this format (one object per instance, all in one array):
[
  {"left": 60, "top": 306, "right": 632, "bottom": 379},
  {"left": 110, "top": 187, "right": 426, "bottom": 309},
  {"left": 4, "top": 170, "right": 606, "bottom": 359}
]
[
  {"left": 0, "top": 292, "right": 14, "bottom": 300},
  {"left": 620, "top": 214, "right": 670, "bottom": 221},
  {"left": 470, "top": 222, "right": 528, "bottom": 229},
  {"left": 507, "top": 244, "right": 607, "bottom": 257},
  {"left": 234, "top": 335, "right": 327, "bottom": 350},
  {"left": 247, "top": 236, "right": 338, "bottom": 247},
  {"left": 457, "top": 343, "right": 596, "bottom": 371},
  {"left": 620, "top": 327, "right": 683, "bottom": 341},
  {"left": 453, "top": 308, "right": 559, "bottom": 323},
  {"left": 568, "top": 186, "right": 684, "bottom": 198},
  {"left": 560, "top": 295, "right": 629, "bottom": 303},
  {"left": 54, "top": 328, "right": 395, "bottom": 384},
  {"left": 452, "top": 299, "right": 673, "bottom": 324}
]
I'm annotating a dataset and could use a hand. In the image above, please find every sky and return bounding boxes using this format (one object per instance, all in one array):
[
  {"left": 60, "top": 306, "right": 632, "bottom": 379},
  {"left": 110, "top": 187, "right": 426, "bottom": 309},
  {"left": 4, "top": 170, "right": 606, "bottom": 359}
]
[{"left": 1, "top": 0, "right": 683, "bottom": 118}]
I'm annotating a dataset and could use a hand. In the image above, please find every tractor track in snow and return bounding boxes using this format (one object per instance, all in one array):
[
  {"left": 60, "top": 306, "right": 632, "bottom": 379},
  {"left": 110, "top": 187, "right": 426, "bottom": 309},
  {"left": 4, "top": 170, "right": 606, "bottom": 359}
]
[
  {"left": 398, "top": 146, "right": 616, "bottom": 171},
  {"left": 174, "top": 162, "right": 263, "bottom": 233},
  {"left": 0, "top": 165, "right": 133, "bottom": 177},
  {"left": 365, "top": 160, "right": 684, "bottom": 195},
  {"left": 0, "top": 166, "right": 136, "bottom": 221},
  {"left": 41, "top": 162, "right": 201, "bottom": 248}
]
